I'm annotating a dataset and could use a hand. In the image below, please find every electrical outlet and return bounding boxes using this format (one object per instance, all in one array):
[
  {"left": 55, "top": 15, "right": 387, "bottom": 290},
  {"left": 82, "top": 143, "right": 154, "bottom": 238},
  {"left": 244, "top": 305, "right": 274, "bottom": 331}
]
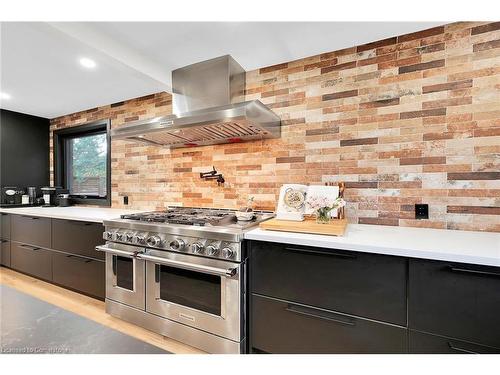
[
  {"left": 123, "top": 196, "right": 129, "bottom": 205},
  {"left": 415, "top": 204, "right": 429, "bottom": 220}
]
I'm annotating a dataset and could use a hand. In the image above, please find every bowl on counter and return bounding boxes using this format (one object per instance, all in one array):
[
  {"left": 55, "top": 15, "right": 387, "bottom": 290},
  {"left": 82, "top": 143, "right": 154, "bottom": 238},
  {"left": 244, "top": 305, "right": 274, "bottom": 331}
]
[{"left": 235, "top": 211, "right": 255, "bottom": 221}]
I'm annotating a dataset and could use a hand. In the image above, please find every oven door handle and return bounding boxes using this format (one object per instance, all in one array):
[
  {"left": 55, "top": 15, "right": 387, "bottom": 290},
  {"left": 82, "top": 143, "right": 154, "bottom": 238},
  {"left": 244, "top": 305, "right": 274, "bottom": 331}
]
[
  {"left": 95, "top": 245, "right": 141, "bottom": 258},
  {"left": 137, "top": 253, "right": 238, "bottom": 277}
]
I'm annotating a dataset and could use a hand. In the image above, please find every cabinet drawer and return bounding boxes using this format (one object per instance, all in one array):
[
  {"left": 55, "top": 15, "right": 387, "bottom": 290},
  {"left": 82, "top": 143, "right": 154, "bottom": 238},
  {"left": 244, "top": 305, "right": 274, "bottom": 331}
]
[
  {"left": 11, "top": 215, "right": 51, "bottom": 248},
  {"left": 251, "top": 294, "right": 407, "bottom": 354},
  {"left": 11, "top": 241, "right": 52, "bottom": 281},
  {"left": 409, "top": 330, "right": 500, "bottom": 354},
  {"left": 52, "top": 219, "right": 105, "bottom": 260},
  {"left": 250, "top": 241, "right": 407, "bottom": 325},
  {"left": 409, "top": 259, "right": 500, "bottom": 349},
  {"left": 1, "top": 212, "right": 11, "bottom": 239},
  {"left": 1, "top": 239, "right": 11, "bottom": 267},
  {"left": 52, "top": 252, "right": 105, "bottom": 299}
]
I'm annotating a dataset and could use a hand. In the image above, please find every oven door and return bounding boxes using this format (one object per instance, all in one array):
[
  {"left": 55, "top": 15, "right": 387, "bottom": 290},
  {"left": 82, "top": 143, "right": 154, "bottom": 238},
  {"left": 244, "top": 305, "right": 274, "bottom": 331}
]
[
  {"left": 96, "top": 243, "right": 145, "bottom": 310},
  {"left": 139, "top": 249, "right": 242, "bottom": 341}
]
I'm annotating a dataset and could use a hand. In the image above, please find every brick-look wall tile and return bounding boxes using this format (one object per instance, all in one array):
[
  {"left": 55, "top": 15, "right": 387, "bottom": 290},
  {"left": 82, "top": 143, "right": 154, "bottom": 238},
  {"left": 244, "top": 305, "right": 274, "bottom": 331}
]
[
  {"left": 473, "top": 39, "right": 500, "bottom": 52},
  {"left": 471, "top": 22, "right": 500, "bottom": 35},
  {"left": 398, "top": 59, "right": 445, "bottom": 74},
  {"left": 50, "top": 22, "right": 500, "bottom": 233},
  {"left": 397, "top": 26, "right": 445, "bottom": 42}
]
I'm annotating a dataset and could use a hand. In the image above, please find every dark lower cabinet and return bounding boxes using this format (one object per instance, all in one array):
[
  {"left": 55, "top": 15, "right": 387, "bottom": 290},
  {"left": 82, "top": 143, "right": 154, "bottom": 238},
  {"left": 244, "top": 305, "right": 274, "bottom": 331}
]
[
  {"left": 409, "top": 330, "right": 500, "bottom": 354},
  {"left": 7, "top": 214, "right": 105, "bottom": 300},
  {"left": 409, "top": 259, "right": 500, "bottom": 349},
  {"left": 11, "top": 215, "right": 51, "bottom": 248},
  {"left": 10, "top": 241, "right": 52, "bottom": 281},
  {"left": 250, "top": 241, "right": 407, "bottom": 326},
  {"left": 51, "top": 219, "right": 105, "bottom": 260},
  {"left": 52, "top": 252, "right": 105, "bottom": 299},
  {"left": 1, "top": 239, "right": 11, "bottom": 267},
  {"left": 251, "top": 294, "right": 407, "bottom": 354},
  {"left": 1, "top": 213, "right": 12, "bottom": 267},
  {"left": 249, "top": 240, "right": 500, "bottom": 354},
  {"left": 1, "top": 212, "right": 11, "bottom": 239}
]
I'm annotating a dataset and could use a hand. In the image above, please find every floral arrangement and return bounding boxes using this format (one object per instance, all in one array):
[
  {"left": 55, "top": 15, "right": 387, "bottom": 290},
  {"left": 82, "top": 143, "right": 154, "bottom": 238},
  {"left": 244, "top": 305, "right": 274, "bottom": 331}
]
[{"left": 306, "top": 195, "right": 346, "bottom": 223}]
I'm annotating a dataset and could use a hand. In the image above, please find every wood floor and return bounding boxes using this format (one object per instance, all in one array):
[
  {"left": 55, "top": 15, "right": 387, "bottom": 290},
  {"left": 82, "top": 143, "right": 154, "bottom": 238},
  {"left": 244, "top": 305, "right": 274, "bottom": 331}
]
[{"left": 0, "top": 267, "right": 204, "bottom": 354}]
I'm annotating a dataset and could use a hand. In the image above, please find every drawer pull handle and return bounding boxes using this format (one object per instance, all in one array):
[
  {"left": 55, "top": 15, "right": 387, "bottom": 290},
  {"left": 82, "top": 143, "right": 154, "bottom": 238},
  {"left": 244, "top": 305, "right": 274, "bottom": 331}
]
[
  {"left": 0, "top": 239, "right": 8, "bottom": 243},
  {"left": 285, "top": 246, "right": 356, "bottom": 259},
  {"left": 19, "top": 244, "right": 40, "bottom": 251},
  {"left": 68, "top": 220, "right": 93, "bottom": 226},
  {"left": 66, "top": 255, "right": 92, "bottom": 263},
  {"left": 448, "top": 266, "right": 500, "bottom": 278},
  {"left": 30, "top": 217, "right": 40, "bottom": 220},
  {"left": 285, "top": 304, "right": 355, "bottom": 326},
  {"left": 448, "top": 342, "right": 477, "bottom": 354}
]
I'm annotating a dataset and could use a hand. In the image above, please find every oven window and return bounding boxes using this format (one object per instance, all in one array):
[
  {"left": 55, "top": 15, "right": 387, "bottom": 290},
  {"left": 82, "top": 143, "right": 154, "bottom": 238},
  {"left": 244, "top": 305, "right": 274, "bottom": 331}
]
[
  {"left": 116, "top": 256, "right": 134, "bottom": 290},
  {"left": 159, "top": 265, "right": 221, "bottom": 315}
]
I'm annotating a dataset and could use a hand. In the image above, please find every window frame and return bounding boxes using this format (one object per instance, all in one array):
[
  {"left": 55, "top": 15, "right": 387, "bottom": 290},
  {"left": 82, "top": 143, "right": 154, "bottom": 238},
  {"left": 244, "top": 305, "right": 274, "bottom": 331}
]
[{"left": 53, "top": 119, "right": 111, "bottom": 206}]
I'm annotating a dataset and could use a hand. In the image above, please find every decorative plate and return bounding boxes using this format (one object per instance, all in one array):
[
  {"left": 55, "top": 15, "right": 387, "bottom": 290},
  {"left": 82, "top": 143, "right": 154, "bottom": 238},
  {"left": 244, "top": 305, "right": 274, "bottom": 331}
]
[{"left": 283, "top": 188, "right": 306, "bottom": 210}]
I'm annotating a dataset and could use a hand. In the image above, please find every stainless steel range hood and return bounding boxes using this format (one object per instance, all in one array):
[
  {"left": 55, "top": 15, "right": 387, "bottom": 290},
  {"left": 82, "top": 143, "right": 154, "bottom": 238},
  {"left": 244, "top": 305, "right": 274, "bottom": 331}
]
[{"left": 111, "top": 55, "right": 281, "bottom": 148}]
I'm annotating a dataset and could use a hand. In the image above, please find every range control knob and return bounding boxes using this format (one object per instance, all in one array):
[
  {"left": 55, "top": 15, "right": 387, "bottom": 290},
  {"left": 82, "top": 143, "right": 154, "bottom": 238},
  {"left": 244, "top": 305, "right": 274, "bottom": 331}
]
[
  {"left": 191, "top": 242, "right": 205, "bottom": 254},
  {"left": 103, "top": 231, "right": 113, "bottom": 240},
  {"left": 113, "top": 232, "right": 123, "bottom": 241},
  {"left": 169, "top": 239, "right": 185, "bottom": 251},
  {"left": 206, "top": 244, "right": 219, "bottom": 256},
  {"left": 125, "top": 233, "right": 134, "bottom": 242},
  {"left": 147, "top": 235, "right": 162, "bottom": 247},
  {"left": 133, "top": 234, "right": 146, "bottom": 245},
  {"left": 221, "top": 247, "right": 234, "bottom": 259}
]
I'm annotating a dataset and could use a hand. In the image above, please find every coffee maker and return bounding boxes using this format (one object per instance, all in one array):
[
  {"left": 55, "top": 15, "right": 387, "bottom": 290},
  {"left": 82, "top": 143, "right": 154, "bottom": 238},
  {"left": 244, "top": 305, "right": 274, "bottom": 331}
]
[{"left": 41, "top": 187, "right": 69, "bottom": 207}]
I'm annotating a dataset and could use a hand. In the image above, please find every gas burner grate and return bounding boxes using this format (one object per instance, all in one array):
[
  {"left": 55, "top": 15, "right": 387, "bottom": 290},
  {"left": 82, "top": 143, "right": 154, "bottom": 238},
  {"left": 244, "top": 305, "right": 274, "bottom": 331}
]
[{"left": 120, "top": 207, "right": 238, "bottom": 226}]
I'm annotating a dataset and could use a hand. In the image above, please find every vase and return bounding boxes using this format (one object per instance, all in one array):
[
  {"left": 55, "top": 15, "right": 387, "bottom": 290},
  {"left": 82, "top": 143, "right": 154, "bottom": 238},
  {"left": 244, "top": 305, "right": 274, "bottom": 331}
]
[{"left": 315, "top": 208, "right": 331, "bottom": 224}]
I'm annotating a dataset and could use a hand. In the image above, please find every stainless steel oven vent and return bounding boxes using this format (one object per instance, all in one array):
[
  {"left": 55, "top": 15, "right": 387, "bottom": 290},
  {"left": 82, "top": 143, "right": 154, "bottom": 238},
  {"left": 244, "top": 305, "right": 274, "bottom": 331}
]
[{"left": 111, "top": 55, "right": 281, "bottom": 148}]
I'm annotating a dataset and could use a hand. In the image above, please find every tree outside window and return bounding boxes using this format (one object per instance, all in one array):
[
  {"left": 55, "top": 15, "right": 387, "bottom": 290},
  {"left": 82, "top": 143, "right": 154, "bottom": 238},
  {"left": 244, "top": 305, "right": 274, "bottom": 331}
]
[{"left": 68, "top": 133, "right": 107, "bottom": 197}]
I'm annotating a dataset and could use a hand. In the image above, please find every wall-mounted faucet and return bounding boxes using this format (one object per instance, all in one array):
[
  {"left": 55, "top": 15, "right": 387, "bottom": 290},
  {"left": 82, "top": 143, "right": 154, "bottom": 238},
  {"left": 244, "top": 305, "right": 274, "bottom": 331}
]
[{"left": 200, "top": 166, "right": 225, "bottom": 186}]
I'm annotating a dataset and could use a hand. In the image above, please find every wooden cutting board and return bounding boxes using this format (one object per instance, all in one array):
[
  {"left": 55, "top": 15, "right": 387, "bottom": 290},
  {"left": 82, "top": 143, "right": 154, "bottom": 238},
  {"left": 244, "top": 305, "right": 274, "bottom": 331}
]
[{"left": 259, "top": 217, "right": 348, "bottom": 236}]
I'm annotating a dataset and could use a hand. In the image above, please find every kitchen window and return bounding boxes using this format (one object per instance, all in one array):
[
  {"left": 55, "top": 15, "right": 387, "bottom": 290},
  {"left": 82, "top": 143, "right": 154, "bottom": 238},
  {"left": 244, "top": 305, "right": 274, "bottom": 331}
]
[{"left": 53, "top": 119, "right": 111, "bottom": 206}]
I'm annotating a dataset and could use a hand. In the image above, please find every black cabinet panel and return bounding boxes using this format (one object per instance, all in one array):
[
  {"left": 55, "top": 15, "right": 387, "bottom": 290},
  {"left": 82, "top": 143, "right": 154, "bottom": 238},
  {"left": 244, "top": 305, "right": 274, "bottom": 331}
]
[
  {"left": 0, "top": 109, "right": 49, "bottom": 188},
  {"left": 51, "top": 219, "right": 104, "bottom": 260},
  {"left": 1, "top": 213, "right": 11, "bottom": 239},
  {"left": 251, "top": 294, "right": 408, "bottom": 354},
  {"left": 52, "top": 252, "right": 105, "bottom": 299},
  {"left": 1, "top": 239, "right": 11, "bottom": 267},
  {"left": 250, "top": 241, "right": 407, "bottom": 325},
  {"left": 409, "top": 259, "right": 500, "bottom": 349},
  {"left": 409, "top": 330, "right": 500, "bottom": 354},
  {"left": 10, "top": 241, "right": 52, "bottom": 281},
  {"left": 11, "top": 215, "right": 51, "bottom": 248}
]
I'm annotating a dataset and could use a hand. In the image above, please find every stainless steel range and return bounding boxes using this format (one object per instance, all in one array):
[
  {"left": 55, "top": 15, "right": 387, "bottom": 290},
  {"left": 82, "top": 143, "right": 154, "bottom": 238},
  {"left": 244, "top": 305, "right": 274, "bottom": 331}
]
[{"left": 96, "top": 207, "right": 273, "bottom": 353}]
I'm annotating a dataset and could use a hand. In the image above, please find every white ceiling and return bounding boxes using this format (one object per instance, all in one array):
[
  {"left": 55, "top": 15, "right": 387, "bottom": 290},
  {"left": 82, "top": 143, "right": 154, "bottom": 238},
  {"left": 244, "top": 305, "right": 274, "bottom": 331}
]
[{"left": 0, "top": 22, "right": 443, "bottom": 119}]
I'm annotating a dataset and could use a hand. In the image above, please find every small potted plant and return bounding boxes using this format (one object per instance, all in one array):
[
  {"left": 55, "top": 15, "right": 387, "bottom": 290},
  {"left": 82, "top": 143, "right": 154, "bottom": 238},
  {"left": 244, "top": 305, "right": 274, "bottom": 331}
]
[{"left": 306, "top": 195, "right": 346, "bottom": 224}]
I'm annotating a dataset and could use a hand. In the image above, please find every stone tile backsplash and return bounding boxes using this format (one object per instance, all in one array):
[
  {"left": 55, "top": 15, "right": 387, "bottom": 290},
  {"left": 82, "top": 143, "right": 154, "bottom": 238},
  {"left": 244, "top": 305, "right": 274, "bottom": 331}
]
[{"left": 50, "top": 22, "right": 500, "bottom": 232}]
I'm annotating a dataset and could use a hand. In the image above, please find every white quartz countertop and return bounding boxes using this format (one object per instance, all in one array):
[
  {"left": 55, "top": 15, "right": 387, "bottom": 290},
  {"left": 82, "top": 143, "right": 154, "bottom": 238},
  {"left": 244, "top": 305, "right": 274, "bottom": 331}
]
[
  {"left": 244, "top": 224, "right": 500, "bottom": 267},
  {"left": 0, "top": 206, "right": 142, "bottom": 223}
]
